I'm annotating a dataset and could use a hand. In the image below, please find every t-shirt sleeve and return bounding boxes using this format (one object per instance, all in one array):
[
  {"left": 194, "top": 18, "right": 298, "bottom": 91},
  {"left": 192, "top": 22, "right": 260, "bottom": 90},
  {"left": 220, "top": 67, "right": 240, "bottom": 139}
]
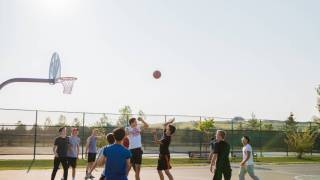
[
  {"left": 246, "top": 145, "right": 252, "bottom": 152},
  {"left": 213, "top": 142, "right": 220, "bottom": 154},
  {"left": 103, "top": 146, "right": 109, "bottom": 158},
  {"left": 54, "top": 138, "right": 58, "bottom": 145},
  {"left": 125, "top": 149, "right": 132, "bottom": 159}
]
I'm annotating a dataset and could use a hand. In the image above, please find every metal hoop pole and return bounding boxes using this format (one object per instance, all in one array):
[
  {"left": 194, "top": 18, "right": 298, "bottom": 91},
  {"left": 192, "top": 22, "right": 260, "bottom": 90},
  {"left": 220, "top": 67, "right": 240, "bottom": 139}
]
[{"left": 0, "top": 78, "right": 55, "bottom": 90}]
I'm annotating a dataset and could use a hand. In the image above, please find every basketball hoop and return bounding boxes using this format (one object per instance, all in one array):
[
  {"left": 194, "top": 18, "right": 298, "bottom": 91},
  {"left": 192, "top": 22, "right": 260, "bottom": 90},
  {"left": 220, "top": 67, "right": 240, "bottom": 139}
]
[{"left": 56, "top": 77, "right": 77, "bottom": 94}]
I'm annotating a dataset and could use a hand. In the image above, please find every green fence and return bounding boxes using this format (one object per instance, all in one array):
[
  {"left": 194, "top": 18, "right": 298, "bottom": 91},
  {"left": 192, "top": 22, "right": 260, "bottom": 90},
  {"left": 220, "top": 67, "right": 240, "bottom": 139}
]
[{"left": 0, "top": 108, "right": 319, "bottom": 159}]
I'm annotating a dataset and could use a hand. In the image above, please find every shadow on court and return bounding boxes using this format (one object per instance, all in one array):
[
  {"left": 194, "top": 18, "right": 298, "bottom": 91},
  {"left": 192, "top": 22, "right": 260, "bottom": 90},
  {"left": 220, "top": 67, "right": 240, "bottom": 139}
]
[{"left": 0, "top": 163, "right": 320, "bottom": 180}]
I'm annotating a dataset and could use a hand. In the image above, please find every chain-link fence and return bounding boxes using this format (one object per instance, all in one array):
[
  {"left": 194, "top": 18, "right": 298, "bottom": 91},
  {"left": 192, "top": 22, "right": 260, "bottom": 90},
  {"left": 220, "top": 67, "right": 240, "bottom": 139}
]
[{"left": 0, "top": 108, "right": 319, "bottom": 159}]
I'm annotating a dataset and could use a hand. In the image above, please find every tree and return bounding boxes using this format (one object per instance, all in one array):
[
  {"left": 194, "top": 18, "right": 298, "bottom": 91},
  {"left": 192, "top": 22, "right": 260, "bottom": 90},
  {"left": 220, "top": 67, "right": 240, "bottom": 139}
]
[
  {"left": 237, "top": 122, "right": 244, "bottom": 130},
  {"left": 197, "top": 118, "right": 215, "bottom": 152},
  {"left": 285, "top": 128, "right": 317, "bottom": 159},
  {"left": 44, "top": 117, "right": 52, "bottom": 127},
  {"left": 15, "top": 121, "right": 26, "bottom": 132},
  {"left": 57, "top": 115, "right": 67, "bottom": 126},
  {"left": 263, "top": 123, "right": 273, "bottom": 131},
  {"left": 247, "top": 113, "right": 260, "bottom": 130},
  {"left": 94, "top": 114, "right": 111, "bottom": 128},
  {"left": 284, "top": 112, "right": 297, "bottom": 133},
  {"left": 117, "top": 105, "right": 132, "bottom": 127},
  {"left": 72, "top": 118, "right": 81, "bottom": 127}
]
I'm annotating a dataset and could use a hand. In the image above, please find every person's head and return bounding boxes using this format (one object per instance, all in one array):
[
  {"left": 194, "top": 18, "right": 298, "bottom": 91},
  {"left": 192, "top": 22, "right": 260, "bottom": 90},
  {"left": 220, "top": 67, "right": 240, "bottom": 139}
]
[
  {"left": 106, "top": 133, "right": 115, "bottom": 144},
  {"left": 71, "top": 128, "right": 79, "bottom": 136},
  {"left": 58, "top": 127, "right": 66, "bottom": 136},
  {"left": 165, "top": 124, "right": 176, "bottom": 136},
  {"left": 129, "top": 118, "right": 137, "bottom": 128},
  {"left": 113, "top": 127, "right": 126, "bottom": 142},
  {"left": 91, "top": 129, "right": 97, "bottom": 136},
  {"left": 242, "top": 136, "right": 250, "bottom": 145},
  {"left": 215, "top": 130, "right": 226, "bottom": 141}
]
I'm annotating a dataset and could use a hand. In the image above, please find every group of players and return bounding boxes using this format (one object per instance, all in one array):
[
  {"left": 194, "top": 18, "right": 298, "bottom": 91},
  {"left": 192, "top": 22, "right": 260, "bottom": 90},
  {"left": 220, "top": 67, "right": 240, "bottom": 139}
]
[
  {"left": 51, "top": 116, "right": 259, "bottom": 180},
  {"left": 51, "top": 117, "right": 176, "bottom": 180}
]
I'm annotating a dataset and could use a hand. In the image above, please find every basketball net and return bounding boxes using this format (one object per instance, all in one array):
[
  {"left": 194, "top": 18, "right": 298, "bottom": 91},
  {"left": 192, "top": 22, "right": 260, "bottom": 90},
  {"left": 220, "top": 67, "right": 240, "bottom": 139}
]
[{"left": 56, "top": 77, "right": 77, "bottom": 94}]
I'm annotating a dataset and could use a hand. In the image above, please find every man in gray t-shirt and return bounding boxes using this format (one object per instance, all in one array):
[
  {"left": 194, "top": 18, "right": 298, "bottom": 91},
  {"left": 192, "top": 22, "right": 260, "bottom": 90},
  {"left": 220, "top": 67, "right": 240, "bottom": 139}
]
[
  {"left": 67, "top": 128, "right": 80, "bottom": 180},
  {"left": 85, "top": 129, "right": 97, "bottom": 179}
]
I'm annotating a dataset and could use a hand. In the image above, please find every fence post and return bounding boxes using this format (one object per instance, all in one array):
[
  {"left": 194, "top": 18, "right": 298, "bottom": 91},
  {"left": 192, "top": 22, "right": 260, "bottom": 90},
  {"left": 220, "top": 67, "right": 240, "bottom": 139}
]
[
  {"left": 310, "top": 121, "right": 313, "bottom": 156},
  {"left": 285, "top": 123, "right": 288, "bottom": 156},
  {"left": 126, "top": 114, "right": 129, "bottom": 127},
  {"left": 33, "top": 110, "right": 38, "bottom": 160},
  {"left": 81, "top": 112, "right": 85, "bottom": 159},
  {"left": 259, "top": 119, "right": 262, "bottom": 157},
  {"left": 231, "top": 119, "right": 234, "bottom": 156},
  {"left": 199, "top": 116, "right": 202, "bottom": 157}
]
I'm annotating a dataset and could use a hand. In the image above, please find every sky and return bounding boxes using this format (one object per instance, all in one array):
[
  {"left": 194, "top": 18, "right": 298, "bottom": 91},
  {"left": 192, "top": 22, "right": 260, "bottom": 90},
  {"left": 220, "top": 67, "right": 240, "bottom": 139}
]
[{"left": 1, "top": 0, "right": 320, "bottom": 124}]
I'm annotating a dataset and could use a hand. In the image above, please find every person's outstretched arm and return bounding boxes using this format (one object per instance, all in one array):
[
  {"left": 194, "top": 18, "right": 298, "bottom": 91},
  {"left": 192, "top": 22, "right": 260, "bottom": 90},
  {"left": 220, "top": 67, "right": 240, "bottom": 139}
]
[
  {"left": 151, "top": 129, "right": 162, "bottom": 144},
  {"left": 163, "top": 118, "right": 175, "bottom": 128},
  {"left": 138, "top": 117, "right": 149, "bottom": 128}
]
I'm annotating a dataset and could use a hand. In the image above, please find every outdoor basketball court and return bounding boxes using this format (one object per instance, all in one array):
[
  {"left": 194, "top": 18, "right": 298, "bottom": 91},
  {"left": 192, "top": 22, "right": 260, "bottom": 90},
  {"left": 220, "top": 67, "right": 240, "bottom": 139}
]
[{"left": 0, "top": 164, "right": 320, "bottom": 180}]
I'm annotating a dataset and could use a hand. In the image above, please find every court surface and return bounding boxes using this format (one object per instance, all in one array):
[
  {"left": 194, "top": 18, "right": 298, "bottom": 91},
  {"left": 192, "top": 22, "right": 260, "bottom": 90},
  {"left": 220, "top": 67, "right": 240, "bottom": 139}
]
[{"left": 0, "top": 163, "right": 320, "bottom": 180}]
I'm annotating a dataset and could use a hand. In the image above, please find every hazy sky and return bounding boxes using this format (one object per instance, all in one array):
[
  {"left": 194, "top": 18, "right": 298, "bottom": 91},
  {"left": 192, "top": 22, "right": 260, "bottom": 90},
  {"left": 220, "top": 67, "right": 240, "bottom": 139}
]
[{"left": 1, "top": 0, "right": 320, "bottom": 123}]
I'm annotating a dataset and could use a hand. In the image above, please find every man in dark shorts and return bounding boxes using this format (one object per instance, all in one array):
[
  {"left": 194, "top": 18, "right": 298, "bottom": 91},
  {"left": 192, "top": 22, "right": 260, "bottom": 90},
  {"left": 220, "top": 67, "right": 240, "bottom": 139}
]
[
  {"left": 85, "top": 129, "right": 97, "bottom": 179},
  {"left": 67, "top": 128, "right": 80, "bottom": 180},
  {"left": 210, "top": 130, "right": 232, "bottom": 180},
  {"left": 152, "top": 118, "right": 176, "bottom": 180},
  {"left": 51, "top": 127, "right": 69, "bottom": 180},
  {"left": 126, "top": 117, "right": 149, "bottom": 180}
]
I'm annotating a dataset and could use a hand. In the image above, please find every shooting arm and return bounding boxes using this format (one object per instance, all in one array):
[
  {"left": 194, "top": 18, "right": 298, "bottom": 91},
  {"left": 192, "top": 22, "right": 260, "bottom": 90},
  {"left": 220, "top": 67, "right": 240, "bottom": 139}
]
[
  {"left": 152, "top": 130, "right": 162, "bottom": 144},
  {"left": 163, "top": 118, "right": 175, "bottom": 128},
  {"left": 137, "top": 117, "right": 149, "bottom": 129}
]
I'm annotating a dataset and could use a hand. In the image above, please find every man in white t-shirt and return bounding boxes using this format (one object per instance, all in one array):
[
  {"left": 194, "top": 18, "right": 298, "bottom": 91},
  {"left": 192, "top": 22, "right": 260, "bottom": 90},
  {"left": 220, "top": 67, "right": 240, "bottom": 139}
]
[
  {"left": 239, "top": 136, "right": 259, "bottom": 180},
  {"left": 126, "top": 117, "right": 149, "bottom": 180}
]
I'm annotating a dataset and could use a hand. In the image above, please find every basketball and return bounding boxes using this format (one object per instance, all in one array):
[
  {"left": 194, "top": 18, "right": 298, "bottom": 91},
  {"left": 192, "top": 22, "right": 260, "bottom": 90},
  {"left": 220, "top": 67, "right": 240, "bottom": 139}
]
[{"left": 153, "top": 70, "right": 161, "bottom": 79}]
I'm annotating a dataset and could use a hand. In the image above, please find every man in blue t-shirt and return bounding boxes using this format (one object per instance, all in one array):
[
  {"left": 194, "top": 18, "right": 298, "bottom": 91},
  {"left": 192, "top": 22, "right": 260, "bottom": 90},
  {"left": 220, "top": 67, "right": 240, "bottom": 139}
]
[{"left": 88, "top": 127, "right": 131, "bottom": 180}]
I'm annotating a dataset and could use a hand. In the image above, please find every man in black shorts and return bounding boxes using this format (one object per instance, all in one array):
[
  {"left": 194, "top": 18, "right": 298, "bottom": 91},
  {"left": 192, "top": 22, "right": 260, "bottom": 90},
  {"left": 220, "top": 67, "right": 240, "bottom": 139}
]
[
  {"left": 51, "top": 127, "right": 69, "bottom": 180},
  {"left": 126, "top": 117, "right": 149, "bottom": 180},
  {"left": 210, "top": 130, "right": 232, "bottom": 180},
  {"left": 152, "top": 118, "right": 176, "bottom": 180},
  {"left": 67, "top": 128, "right": 80, "bottom": 180}
]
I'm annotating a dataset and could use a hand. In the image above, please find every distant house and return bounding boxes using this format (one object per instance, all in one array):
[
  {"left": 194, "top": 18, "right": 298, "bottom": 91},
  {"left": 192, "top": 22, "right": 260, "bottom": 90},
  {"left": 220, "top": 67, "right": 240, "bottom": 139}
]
[{"left": 231, "top": 116, "right": 245, "bottom": 122}]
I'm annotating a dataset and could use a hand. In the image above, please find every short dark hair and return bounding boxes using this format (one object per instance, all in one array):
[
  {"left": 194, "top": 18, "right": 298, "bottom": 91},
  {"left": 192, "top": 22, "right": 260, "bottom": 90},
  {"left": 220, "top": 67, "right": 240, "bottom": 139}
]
[
  {"left": 168, "top": 125, "right": 176, "bottom": 135},
  {"left": 129, "top": 118, "right": 136, "bottom": 125},
  {"left": 113, "top": 127, "right": 126, "bottom": 141},
  {"left": 243, "top": 136, "right": 250, "bottom": 143},
  {"left": 106, "top": 133, "right": 115, "bottom": 144},
  {"left": 58, "top": 127, "right": 65, "bottom": 133},
  {"left": 217, "top": 130, "right": 226, "bottom": 139}
]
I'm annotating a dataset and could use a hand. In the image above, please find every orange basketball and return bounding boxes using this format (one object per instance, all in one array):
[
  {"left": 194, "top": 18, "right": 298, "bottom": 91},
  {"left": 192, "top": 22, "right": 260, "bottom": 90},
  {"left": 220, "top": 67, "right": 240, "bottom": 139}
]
[{"left": 153, "top": 70, "right": 161, "bottom": 79}]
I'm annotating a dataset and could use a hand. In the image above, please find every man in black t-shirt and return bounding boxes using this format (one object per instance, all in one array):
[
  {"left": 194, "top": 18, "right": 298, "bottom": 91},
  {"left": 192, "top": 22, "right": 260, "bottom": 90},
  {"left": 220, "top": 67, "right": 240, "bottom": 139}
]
[
  {"left": 210, "top": 130, "right": 232, "bottom": 180},
  {"left": 152, "top": 118, "right": 176, "bottom": 180},
  {"left": 51, "top": 127, "right": 69, "bottom": 180}
]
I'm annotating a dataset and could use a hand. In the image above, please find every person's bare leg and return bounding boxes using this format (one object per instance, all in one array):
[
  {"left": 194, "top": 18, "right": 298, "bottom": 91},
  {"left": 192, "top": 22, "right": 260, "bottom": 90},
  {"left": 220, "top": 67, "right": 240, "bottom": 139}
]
[
  {"left": 135, "top": 164, "right": 141, "bottom": 180},
  {"left": 158, "top": 170, "right": 165, "bottom": 180},
  {"left": 72, "top": 167, "right": 76, "bottom": 179},
  {"left": 164, "top": 169, "right": 174, "bottom": 180},
  {"left": 86, "top": 162, "right": 92, "bottom": 175}
]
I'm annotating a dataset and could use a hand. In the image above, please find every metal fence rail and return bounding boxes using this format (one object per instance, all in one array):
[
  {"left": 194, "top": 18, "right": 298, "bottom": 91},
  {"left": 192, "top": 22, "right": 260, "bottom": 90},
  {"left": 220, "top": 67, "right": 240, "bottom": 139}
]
[{"left": 0, "top": 108, "right": 319, "bottom": 159}]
